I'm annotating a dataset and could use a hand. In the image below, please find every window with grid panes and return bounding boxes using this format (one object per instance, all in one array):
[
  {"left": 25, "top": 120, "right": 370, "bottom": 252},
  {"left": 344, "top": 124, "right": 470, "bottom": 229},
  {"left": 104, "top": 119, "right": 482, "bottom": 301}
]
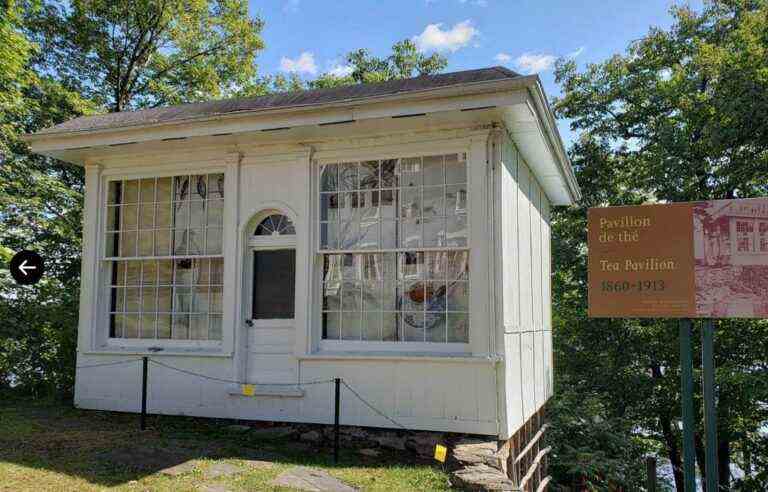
[
  {"left": 318, "top": 154, "right": 469, "bottom": 344},
  {"left": 105, "top": 174, "right": 225, "bottom": 340}
]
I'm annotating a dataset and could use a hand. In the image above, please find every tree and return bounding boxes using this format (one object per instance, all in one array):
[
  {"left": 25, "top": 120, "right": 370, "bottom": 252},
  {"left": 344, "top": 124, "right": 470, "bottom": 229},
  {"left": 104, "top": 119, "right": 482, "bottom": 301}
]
[
  {"left": 550, "top": 1, "right": 768, "bottom": 490},
  {"left": 309, "top": 39, "right": 447, "bottom": 89},
  {"left": 0, "top": 0, "right": 265, "bottom": 396},
  {"left": 25, "top": 0, "right": 265, "bottom": 111}
]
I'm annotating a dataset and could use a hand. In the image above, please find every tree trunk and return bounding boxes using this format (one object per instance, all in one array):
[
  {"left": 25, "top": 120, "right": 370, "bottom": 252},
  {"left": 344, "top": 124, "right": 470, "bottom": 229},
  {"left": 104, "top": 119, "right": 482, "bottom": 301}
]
[
  {"left": 717, "top": 438, "right": 730, "bottom": 490},
  {"left": 660, "top": 414, "right": 684, "bottom": 492},
  {"left": 695, "top": 433, "right": 707, "bottom": 490}
]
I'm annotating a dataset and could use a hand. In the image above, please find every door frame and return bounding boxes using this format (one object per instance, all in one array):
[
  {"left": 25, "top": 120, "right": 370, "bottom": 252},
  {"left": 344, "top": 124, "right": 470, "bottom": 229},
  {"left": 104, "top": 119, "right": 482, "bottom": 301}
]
[{"left": 244, "top": 233, "right": 298, "bottom": 330}]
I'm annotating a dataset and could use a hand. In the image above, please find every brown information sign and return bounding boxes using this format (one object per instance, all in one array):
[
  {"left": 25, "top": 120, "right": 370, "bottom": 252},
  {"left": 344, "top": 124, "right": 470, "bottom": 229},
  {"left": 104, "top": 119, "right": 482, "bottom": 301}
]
[{"left": 588, "top": 198, "right": 768, "bottom": 318}]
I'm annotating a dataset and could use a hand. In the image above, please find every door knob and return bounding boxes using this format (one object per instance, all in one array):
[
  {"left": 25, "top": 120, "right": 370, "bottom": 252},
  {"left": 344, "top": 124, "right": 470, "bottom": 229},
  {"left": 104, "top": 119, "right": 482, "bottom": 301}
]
[{"left": 245, "top": 319, "right": 254, "bottom": 327}]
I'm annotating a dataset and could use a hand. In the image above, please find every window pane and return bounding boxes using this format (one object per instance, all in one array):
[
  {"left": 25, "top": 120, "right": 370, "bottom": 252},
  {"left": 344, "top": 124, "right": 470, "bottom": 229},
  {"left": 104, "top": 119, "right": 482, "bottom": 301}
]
[
  {"left": 426, "top": 313, "right": 447, "bottom": 343},
  {"left": 320, "top": 193, "right": 338, "bottom": 222},
  {"left": 447, "top": 281, "right": 469, "bottom": 312},
  {"left": 423, "top": 218, "right": 446, "bottom": 247},
  {"left": 422, "top": 186, "right": 444, "bottom": 217},
  {"left": 422, "top": 155, "right": 444, "bottom": 186},
  {"left": 155, "top": 229, "right": 171, "bottom": 256},
  {"left": 363, "top": 311, "right": 382, "bottom": 341},
  {"left": 209, "top": 315, "right": 223, "bottom": 340},
  {"left": 403, "top": 312, "right": 424, "bottom": 342},
  {"left": 320, "top": 163, "right": 338, "bottom": 192},
  {"left": 205, "top": 228, "right": 223, "bottom": 255},
  {"left": 324, "top": 312, "right": 341, "bottom": 340},
  {"left": 446, "top": 184, "right": 468, "bottom": 215},
  {"left": 446, "top": 215, "right": 468, "bottom": 247},
  {"left": 174, "top": 176, "right": 190, "bottom": 201},
  {"left": 122, "top": 204, "right": 138, "bottom": 230},
  {"left": 156, "top": 202, "right": 172, "bottom": 228},
  {"left": 338, "top": 162, "right": 358, "bottom": 191},
  {"left": 208, "top": 174, "right": 225, "bottom": 199},
  {"left": 252, "top": 249, "right": 295, "bottom": 319},
  {"left": 210, "top": 258, "right": 224, "bottom": 284},
  {"left": 381, "top": 159, "right": 397, "bottom": 187},
  {"left": 139, "top": 178, "right": 155, "bottom": 203},
  {"left": 138, "top": 230, "right": 153, "bottom": 256},
  {"left": 108, "top": 181, "right": 122, "bottom": 205},
  {"left": 190, "top": 201, "right": 205, "bottom": 228},
  {"left": 188, "top": 229, "right": 204, "bottom": 255},
  {"left": 140, "top": 314, "right": 155, "bottom": 338},
  {"left": 447, "top": 313, "right": 469, "bottom": 343},
  {"left": 207, "top": 199, "right": 224, "bottom": 227},
  {"left": 191, "top": 175, "right": 207, "bottom": 200},
  {"left": 157, "top": 177, "right": 173, "bottom": 201},
  {"left": 190, "top": 315, "right": 208, "bottom": 340},
  {"left": 123, "top": 180, "right": 139, "bottom": 203},
  {"left": 359, "top": 161, "right": 380, "bottom": 189},
  {"left": 399, "top": 157, "right": 421, "bottom": 187},
  {"left": 341, "top": 312, "right": 362, "bottom": 340},
  {"left": 157, "top": 315, "right": 172, "bottom": 338},
  {"left": 382, "top": 312, "right": 398, "bottom": 341},
  {"left": 124, "top": 315, "right": 139, "bottom": 338},
  {"left": 172, "top": 314, "right": 189, "bottom": 339},
  {"left": 445, "top": 153, "right": 467, "bottom": 184}
]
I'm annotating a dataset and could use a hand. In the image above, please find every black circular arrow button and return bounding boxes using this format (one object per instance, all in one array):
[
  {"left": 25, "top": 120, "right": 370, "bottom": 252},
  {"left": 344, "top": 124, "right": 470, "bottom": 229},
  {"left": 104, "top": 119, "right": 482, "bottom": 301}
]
[{"left": 9, "top": 250, "right": 45, "bottom": 285}]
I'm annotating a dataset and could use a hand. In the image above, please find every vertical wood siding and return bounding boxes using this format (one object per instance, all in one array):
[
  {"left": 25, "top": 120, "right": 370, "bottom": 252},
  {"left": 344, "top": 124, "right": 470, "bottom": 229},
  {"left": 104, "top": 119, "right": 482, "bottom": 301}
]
[{"left": 498, "top": 131, "right": 554, "bottom": 438}]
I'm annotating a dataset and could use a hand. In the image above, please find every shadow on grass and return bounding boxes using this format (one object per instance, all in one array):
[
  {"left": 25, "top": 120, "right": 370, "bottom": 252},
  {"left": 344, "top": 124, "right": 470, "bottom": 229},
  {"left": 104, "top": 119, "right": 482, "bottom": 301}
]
[{"left": 0, "top": 397, "right": 438, "bottom": 488}]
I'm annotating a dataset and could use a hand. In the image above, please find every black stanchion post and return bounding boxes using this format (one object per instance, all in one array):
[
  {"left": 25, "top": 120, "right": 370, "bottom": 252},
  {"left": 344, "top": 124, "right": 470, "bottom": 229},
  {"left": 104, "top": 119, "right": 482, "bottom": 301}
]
[
  {"left": 140, "top": 356, "right": 148, "bottom": 431},
  {"left": 645, "top": 456, "right": 657, "bottom": 492},
  {"left": 334, "top": 377, "right": 341, "bottom": 464}
]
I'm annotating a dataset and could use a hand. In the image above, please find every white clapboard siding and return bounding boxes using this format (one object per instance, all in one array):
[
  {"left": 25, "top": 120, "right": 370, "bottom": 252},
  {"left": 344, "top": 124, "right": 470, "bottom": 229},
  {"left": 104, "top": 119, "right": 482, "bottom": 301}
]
[{"left": 497, "top": 131, "right": 554, "bottom": 437}]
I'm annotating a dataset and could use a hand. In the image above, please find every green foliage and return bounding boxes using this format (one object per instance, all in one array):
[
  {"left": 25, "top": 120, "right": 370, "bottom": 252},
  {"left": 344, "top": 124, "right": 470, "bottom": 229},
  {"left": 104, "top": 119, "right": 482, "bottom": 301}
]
[
  {"left": 550, "top": 1, "right": 768, "bottom": 489},
  {"left": 25, "top": 0, "right": 265, "bottom": 110},
  {"left": 547, "top": 390, "right": 650, "bottom": 490},
  {"left": 309, "top": 39, "right": 447, "bottom": 89}
]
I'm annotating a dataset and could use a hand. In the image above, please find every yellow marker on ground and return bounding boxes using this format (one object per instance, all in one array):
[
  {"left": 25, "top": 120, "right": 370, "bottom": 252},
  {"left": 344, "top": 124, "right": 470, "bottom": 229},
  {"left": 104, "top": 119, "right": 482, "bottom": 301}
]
[
  {"left": 242, "top": 384, "right": 255, "bottom": 396},
  {"left": 434, "top": 444, "right": 447, "bottom": 462}
]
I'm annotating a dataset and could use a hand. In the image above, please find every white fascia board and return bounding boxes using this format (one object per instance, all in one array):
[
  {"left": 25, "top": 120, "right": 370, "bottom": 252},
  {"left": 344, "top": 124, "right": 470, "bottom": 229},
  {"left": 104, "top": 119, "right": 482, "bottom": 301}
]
[
  {"left": 502, "top": 81, "right": 581, "bottom": 206},
  {"left": 24, "top": 77, "right": 537, "bottom": 154}
]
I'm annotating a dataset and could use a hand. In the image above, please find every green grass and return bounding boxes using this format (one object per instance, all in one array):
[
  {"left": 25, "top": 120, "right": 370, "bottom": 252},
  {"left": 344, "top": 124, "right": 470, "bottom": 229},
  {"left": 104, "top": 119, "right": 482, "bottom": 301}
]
[{"left": 0, "top": 398, "right": 452, "bottom": 491}]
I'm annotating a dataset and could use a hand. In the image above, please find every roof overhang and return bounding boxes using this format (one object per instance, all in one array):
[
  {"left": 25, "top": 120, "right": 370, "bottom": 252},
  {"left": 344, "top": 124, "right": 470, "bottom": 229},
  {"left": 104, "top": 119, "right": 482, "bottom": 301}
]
[{"left": 24, "top": 75, "right": 580, "bottom": 205}]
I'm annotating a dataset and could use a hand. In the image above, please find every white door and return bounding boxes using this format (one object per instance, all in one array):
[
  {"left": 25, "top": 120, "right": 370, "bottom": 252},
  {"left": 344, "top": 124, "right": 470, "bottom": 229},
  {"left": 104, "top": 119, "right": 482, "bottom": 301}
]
[{"left": 244, "top": 213, "right": 298, "bottom": 384}]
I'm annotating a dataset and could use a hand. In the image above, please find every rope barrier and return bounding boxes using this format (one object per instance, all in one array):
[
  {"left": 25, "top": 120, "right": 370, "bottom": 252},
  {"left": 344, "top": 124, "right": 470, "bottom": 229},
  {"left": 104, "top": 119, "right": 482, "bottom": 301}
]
[
  {"left": 76, "top": 358, "right": 142, "bottom": 370},
  {"left": 75, "top": 356, "right": 411, "bottom": 435},
  {"left": 149, "top": 359, "right": 334, "bottom": 387},
  {"left": 341, "top": 380, "right": 409, "bottom": 430}
]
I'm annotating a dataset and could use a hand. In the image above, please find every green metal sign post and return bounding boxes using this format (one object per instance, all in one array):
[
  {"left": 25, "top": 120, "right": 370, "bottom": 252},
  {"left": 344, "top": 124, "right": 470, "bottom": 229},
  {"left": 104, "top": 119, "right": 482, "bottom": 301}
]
[
  {"left": 701, "top": 319, "right": 718, "bottom": 490},
  {"left": 679, "top": 319, "right": 696, "bottom": 491}
]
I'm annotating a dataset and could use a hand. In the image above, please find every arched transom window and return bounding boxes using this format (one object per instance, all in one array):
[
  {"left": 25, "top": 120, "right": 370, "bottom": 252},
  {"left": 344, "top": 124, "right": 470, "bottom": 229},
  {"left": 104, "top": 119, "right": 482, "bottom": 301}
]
[{"left": 255, "top": 214, "right": 295, "bottom": 236}]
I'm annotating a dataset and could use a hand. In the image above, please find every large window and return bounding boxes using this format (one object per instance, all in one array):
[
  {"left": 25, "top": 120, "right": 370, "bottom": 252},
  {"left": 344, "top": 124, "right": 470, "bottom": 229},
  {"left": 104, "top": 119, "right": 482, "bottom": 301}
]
[
  {"left": 105, "top": 173, "right": 225, "bottom": 341},
  {"left": 318, "top": 153, "right": 469, "bottom": 344},
  {"left": 735, "top": 219, "right": 768, "bottom": 254}
]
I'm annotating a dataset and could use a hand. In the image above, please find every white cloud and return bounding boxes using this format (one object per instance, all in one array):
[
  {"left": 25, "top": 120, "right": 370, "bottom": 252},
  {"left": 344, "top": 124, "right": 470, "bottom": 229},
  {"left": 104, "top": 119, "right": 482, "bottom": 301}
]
[
  {"left": 494, "top": 52, "right": 512, "bottom": 63},
  {"left": 513, "top": 52, "right": 557, "bottom": 74},
  {"left": 280, "top": 52, "right": 317, "bottom": 75},
  {"left": 328, "top": 63, "right": 354, "bottom": 78},
  {"left": 413, "top": 20, "right": 479, "bottom": 53},
  {"left": 283, "top": 0, "right": 300, "bottom": 13},
  {"left": 568, "top": 46, "right": 585, "bottom": 59}
]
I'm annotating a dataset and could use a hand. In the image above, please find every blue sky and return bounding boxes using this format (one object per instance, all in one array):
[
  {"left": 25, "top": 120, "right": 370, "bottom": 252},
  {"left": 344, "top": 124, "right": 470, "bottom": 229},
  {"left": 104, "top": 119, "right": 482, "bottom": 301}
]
[{"left": 249, "top": 0, "right": 703, "bottom": 144}]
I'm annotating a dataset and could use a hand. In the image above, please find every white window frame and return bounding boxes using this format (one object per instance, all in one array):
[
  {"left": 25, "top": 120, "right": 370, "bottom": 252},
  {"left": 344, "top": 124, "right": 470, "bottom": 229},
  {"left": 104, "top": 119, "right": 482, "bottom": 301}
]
[
  {"left": 311, "top": 138, "right": 485, "bottom": 355},
  {"left": 245, "top": 212, "right": 298, "bottom": 330},
  {"left": 96, "top": 166, "right": 228, "bottom": 352}
]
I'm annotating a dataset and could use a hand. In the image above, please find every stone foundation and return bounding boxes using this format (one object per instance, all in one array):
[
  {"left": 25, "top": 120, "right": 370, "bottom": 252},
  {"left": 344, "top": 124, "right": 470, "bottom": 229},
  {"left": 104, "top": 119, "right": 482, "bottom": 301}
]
[{"left": 234, "top": 408, "right": 549, "bottom": 491}]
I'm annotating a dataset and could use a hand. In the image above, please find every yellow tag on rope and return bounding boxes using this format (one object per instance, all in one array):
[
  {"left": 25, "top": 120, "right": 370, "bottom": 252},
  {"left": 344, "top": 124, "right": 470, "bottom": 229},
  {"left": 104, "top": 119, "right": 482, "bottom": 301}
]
[
  {"left": 434, "top": 444, "right": 447, "bottom": 463},
  {"left": 242, "top": 384, "right": 255, "bottom": 396}
]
